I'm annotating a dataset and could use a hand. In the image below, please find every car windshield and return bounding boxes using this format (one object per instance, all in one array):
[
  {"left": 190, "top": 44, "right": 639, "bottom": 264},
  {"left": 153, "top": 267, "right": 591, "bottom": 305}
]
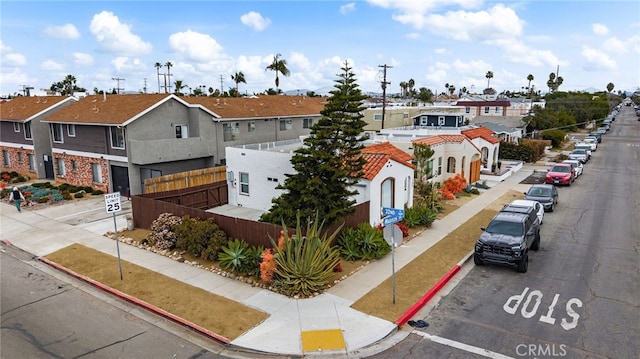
[
  {"left": 572, "top": 149, "right": 586, "bottom": 154},
  {"left": 528, "top": 187, "right": 551, "bottom": 197},
  {"left": 486, "top": 220, "right": 524, "bottom": 236},
  {"left": 551, "top": 166, "right": 570, "bottom": 173}
]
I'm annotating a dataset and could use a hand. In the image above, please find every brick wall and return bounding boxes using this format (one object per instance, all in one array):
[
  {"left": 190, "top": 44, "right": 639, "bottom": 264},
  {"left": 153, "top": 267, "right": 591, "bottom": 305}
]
[
  {"left": 55, "top": 153, "right": 110, "bottom": 193},
  {"left": 0, "top": 146, "right": 37, "bottom": 178}
]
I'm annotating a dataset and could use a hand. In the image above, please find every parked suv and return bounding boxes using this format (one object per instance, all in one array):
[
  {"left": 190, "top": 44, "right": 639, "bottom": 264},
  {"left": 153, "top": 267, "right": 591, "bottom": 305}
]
[{"left": 474, "top": 209, "right": 541, "bottom": 273}]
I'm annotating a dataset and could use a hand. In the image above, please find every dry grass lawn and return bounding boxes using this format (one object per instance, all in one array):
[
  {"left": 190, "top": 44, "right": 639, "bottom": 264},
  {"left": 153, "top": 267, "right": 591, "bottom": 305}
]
[{"left": 45, "top": 189, "right": 525, "bottom": 336}]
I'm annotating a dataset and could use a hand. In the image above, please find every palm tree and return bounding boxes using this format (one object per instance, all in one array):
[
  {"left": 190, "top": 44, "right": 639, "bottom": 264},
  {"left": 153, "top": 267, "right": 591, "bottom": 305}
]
[
  {"left": 231, "top": 71, "right": 246, "bottom": 97},
  {"left": 265, "top": 53, "right": 290, "bottom": 92},
  {"left": 527, "top": 74, "right": 534, "bottom": 93},
  {"left": 173, "top": 80, "right": 187, "bottom": 96},
  {"left": 408, "top": 78, "right": 415, "bottom": 96},
  {"left": 399, "top": 81, "right": 407, "bottom": 97},
  {"left": 154, "top": 62, "right": 162, "bottom": 93},
  {"left": 448, "top": 85, "right": 456, "bottom": 96},
  {"left": 486, "top": 71, "right": 494, "bottom": 89},
  {"left": 165, "top": 61, "right": 173, "bottom": 93}
]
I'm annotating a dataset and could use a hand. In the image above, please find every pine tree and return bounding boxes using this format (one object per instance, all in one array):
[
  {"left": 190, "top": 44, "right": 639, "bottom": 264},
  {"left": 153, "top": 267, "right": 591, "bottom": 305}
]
[{"left": 260, "top": 61, "right": 368, "bottom": 228}]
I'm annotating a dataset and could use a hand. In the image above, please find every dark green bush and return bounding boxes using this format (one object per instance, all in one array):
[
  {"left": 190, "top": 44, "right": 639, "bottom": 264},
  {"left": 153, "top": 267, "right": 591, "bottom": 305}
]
[
  {"left": 38, "top": 197, "right": 49, "bottom": 203},
  {"left": 337, "top": 223, "right": 390, "bottom": 261},
  {"left": 541, "top": 129, "right": 566, "bottom": 148},
  {"left": 499, "top": 141, "right": 535, "bottom": 163},
  {"left": 174, "top": 216, "right": 228, "bottom": 261},
  {"left": 91, "top": 189, "right": 104, "bottom": 195},
  {"left": 74, "top": 192, "right": 85, "bottom": 198},
  {"left": 62, "top": 191, "right": 72, "bottom": 200}
]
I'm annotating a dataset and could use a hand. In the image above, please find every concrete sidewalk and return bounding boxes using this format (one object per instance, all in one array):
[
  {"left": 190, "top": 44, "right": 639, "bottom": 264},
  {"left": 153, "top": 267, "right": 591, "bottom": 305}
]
[{"left": 0, "top": 168, "right": 535, "bottom": 358}]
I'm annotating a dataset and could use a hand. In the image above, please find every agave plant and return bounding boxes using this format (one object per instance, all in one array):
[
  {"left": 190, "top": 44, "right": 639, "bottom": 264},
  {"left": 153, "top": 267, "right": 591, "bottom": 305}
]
[
  {"left": 218, "top": 238, "right": 249, "bottom": 272},
  {"left": 271, "top": 213, "right": 342, "bottom": 297}
]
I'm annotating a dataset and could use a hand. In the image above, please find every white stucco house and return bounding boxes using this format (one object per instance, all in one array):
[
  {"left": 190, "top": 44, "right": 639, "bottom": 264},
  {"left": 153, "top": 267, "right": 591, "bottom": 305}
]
[{"left": 224, "top": 139, "right": 415, "bottom": 227}]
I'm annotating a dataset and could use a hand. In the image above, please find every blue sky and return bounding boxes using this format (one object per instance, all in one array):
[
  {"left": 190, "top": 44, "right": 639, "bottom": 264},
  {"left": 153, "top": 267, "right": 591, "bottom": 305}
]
[{"left": 1, "top": 1, "right": 639, "bottom": 97}]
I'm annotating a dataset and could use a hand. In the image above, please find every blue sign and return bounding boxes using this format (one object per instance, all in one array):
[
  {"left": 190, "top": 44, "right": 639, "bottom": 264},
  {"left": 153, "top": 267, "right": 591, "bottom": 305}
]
[
  {"left": 382, "top": 207, "right": 405, "bottom": 218},
  {"left": 383, "top": 215, "right": 402, "bottom": 226}
]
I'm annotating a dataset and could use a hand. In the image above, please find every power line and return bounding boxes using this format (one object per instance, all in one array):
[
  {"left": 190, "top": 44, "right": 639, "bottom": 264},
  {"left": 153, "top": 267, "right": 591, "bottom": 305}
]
[
  {"left": 378, "top": 64, "right": 392, "bottom": 130},
  {"left": 112, "top": 77, "right": 125, "bottom": 94}
]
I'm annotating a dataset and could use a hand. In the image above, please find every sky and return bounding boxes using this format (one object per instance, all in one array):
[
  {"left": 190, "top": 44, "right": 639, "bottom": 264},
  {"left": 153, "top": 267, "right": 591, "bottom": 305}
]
[{"left": 1, "top": 0, "right": 639, "bottom": 98}]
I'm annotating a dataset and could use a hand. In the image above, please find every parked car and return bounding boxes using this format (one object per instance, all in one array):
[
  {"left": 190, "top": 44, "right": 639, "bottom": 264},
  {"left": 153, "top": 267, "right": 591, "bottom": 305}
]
[
  {"left": 503, "top": 199, "right": 545, "bottom": 225},
  {"left": 562, "top": 159, "right": 583, "bottom": 178},
  {"left": 581, "top": 138, "right": 598, "bottom": 151},
  {"left": 524, "top": 184, "right": 559, "bottom": 212},
  {"left": 589, "top": 132, "right": 603, "bottom": 143},
  {"left": 573, "top": 144, "right": 592, "bottom": 159},
  {"left": 546, "top": 163, "right": 575, "bottom": 186},
  {"left": 474, "top": 210, "right": 540, "bottom": 273},
  {"left": 568, "top": 149, "right": 588, "bottom": 163}
]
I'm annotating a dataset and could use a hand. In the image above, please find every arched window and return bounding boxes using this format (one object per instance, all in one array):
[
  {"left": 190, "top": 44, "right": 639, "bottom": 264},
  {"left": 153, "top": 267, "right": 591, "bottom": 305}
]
[
  {"left": 381, "top": 178, "right": 394, "bottom": 208},
  {"left": 447, "top": 157, "right": 456, "bottom": 173}
]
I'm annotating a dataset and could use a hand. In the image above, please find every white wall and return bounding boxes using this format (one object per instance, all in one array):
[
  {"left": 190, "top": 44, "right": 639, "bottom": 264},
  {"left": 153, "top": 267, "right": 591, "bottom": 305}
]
[{"left": 366, "top": 159, "right": 414, "bottom": 227}]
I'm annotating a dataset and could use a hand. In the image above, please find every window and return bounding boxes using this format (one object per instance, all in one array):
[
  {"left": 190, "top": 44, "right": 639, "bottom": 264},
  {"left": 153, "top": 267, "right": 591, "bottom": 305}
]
[
  {"left": 420, "top": 116, "right": 428, "bottom": 125},
  {"left": 374, "top": 114, "right": 382, "bottom": 121},
  {"left": 303, "top": 118, "right": 313, "bottom": 128},
  {"left": 223, "top": 122, "right": 240, "bottom": 141},
  {"left": 24, "top": 122, "right": 32, "bottom": 139},
  {"left": 175, "top": 124, "right": 189, "bottom": 138},
  {"left": 447, "top": 157, "right": 456, "bottom": 173},
  {"left": 56, "top": 158, "right": 65, "bottom": 176},
  {"left": 52, "top": 124, "right": 64, "bottom": 143},
  {"left": 437, "top": 157, "right": 442, "bottom": 175},
  {"left": 110, "top": 127, "right": 125, "bottom": 149},
  {"left": 2, "top": 150, "right": 9, "bottom": 166},
  {"left": 438, "top": 116, "right": 445, "bottom": 126},
  {"left": 465, "top": 107, "right": 470, "bottom": 114},
  {"left": 279, "top": 119, "right": 292, "bottom": 131},
  {"left": 403, "top": 113, "right": 409, "bottom": 119},
  {"left": 28, "top": 154, "right": 35, "bottom": 170},
  {"left": 13, "top": 122, "right": 20, "bottom": 132},
  {"left": 381, "top": 178, "right": 394, "bottom": 208},
  {"left": 91, "top": 163, "right": 102, "bottom": 183},
  {"left": 426, "top": 159, "right": 434, "bottom": 178},
  {"left": 17, "top": 152, "right": 23, "bottom": 163},
  {"left": 239, "top": 172, "right": 249, "bottom": 195},
  {"left": 484, "top": 106, "right": 490, "bottom": 114},
  {"left": 72, "top": 160, "right": 78, "bottom": 172},
  {"left": 248, "top": 121, "right": 256, "bottom": 132},
  {"left": 67, "top": 124, "right": 76, "bottom": 137},
  {"left": 495, "top": 106, "right": 500, "bottom": 113}
]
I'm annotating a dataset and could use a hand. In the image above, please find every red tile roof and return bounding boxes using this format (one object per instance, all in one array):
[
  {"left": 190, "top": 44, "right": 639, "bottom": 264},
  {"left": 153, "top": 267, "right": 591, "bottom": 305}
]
[
  {"left": 412, "top": 134, "right": 467, "bottom": 146},
  {"left": 360, "top": 142, "right": 415, "bottom": 180},
  {"left": 461, "top": 127, "right": 501, "bottom": 144},
  {"left": 0, "top": 96, "right": 74, "bottom": 122}
]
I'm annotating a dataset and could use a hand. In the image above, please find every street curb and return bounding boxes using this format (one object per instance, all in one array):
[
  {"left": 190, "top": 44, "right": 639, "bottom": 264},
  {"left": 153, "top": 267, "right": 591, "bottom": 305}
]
[
  {"left": 37, "top": 256, "right": 231, "bottom": 345},
  {"left": 394, "top": 250, "right": 474, "bottom": 327}
]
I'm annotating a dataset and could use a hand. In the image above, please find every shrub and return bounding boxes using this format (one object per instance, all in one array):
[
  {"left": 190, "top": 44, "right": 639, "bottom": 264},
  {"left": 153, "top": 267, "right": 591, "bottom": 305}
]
[
  {"left": 271, "top": 214, "right": 342, "bottom": 297},
  {"left": 244, "top": 244, "right": 265, "bottom": 277},
  {"left": 541, "top": 129, "right": 566, "bottom": 148},
  {"left": 395, "top": 222, "right": 410, "bottom": 238},
  {"left": 174, "top": 216, "right": 227, "bottom": 260},
  {"left": 145, "top": 213, "right": 182, "bottom": 250},
  {"left": 337, "top": 222, "right": 390, "bottom": 261},
  {"left": 553, "top": 153, "right": 569, "bottom": 162},
  {"left": 91, "top": 189, "right": 104, "bottom": 195},
  {"left": 74, "top": 192, "right": 85, "bottom": 198},
  {"left": 402, "top": 206, "right": 423, "bottom": 227},
  {"left": 260, "top": 249, "right": 277, "bottom": 283},
  {"left": 38, "top": 197, "right": 49, "bottom": 203},
  {"left": 62, "top": 191, "right": 72, "bottom": 200}
]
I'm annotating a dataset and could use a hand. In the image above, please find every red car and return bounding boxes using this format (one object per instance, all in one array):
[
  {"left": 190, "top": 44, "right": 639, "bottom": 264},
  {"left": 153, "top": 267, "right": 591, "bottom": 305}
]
[{"left": 545, "top": 163, "right": 575, "bottom": 186}]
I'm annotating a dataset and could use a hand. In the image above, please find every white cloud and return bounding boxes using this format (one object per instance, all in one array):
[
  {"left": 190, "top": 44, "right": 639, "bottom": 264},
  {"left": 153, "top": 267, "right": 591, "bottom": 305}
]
[
  {"left": 289, "top": 51, "right": 311, "bottom": 71},
  {"left": 111, "top": 57, "right": 145, "bottom": 73},
  {"left": 368, "top": 0, "right": 483, "bottom": 29},
  {"left": 426, "top": 5, "right": 524, "bottom": 41},
  {"left": 425, "top": 62, "right": 451, "bottom": 85},
  {"left": 5, "top": 53, "right": 27, "bottom": 66},
  {"left": 405, "top": 32, "right": 420, "bottom": 40},
  {"left": 581, "top": 45, "right": 616, "bottom": 71},
  {"left": 73, "top": 52, "right": 93, "bottom": 66},
  {"left": 434, "top": 48, "right": 448, "bottom": 54},
  {"left": 240, "top": 11, "right": 271, "bottom": 31},
  {"left": 169, "top": 30, "right": 231, "bottom": 66},
  {"left": 592, "top": 23, "right": 609, "bottom": 36},
  {"left": 0, "top": 40, "right": 11, "bottom": 52},
  {"left": 89, "top": 11, "right": 152, "bottom": 55},
  {"left": 340, "top": 3, "right": 356, "bottom": 15},
  {"left": 43, "top": 24, "right": 80, "bottom": 40},
  {"left": 40, "top": 59, "right": 64, "bottom": 71}
]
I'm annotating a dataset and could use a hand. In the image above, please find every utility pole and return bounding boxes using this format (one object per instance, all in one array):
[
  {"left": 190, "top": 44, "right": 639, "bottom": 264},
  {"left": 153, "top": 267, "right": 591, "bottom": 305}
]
[
  {"left": 378, "top": 64, "right": 392, "bottom": 130},
  {"left": 143, "top": 78, "right": 148, "bottom": 93},
  {"left": 19, "top": 85, "right": 34, "bottom": 96},
  {"left": 219, "top": 74, "right": 224, "bottom": 94},
  {"left": 112, "top": 77, "right": 125, "bottom": 94}
]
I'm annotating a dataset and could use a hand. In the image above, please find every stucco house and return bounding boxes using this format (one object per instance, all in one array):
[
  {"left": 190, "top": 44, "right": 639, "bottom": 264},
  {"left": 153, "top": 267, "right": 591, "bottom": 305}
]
[
  {"left": 0, "top": 96, "right": 77, "bottom": 179},
  {"left": 39, "top": 94, "right": 326, "bottom": 195},
  {"left": 460, "top": 127, "right": 502, "bottom": 171},
  {"left": 224, "top": 140, "right": 415, "bottom": 227},
  {"left": 412, "top": 134, "right": 482, "bottom": 185}
]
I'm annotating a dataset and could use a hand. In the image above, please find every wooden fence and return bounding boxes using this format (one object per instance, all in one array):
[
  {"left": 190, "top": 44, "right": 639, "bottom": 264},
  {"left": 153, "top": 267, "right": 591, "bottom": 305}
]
[
  {"left": 144, "top": 166, "right": 228, "bottom": 194},
  {"left": 131, "top": 183, "right": 370, "bottom": 247}
]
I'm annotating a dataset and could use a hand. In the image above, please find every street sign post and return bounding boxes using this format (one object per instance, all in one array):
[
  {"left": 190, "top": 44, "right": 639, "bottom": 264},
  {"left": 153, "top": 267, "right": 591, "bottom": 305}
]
[
  {"left": 381, "top": 207, "right": 404, "bottom": 227},
  {"left": 383, "top": 223, "right": 403, "bottom": 304},
  {"left": 104, "top": 192, "right": 123, "bottom": 280}
]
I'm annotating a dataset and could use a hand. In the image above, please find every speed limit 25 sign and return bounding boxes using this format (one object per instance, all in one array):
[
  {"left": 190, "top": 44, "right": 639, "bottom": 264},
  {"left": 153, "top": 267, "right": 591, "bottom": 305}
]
[{"left": 104, "top": 192, "right": 122, "bottom": 214}]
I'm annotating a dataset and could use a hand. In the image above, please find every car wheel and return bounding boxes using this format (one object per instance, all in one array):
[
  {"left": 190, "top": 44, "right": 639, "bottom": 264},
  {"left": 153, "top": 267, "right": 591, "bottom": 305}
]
[
  {"left": 517, "top": 254, "right": 528, "bottom": 273},
  {"left": 473, "top": 254, "right": 484, "bottom": 266},
  {"left": 531, "top": 233, "right": 540, "bottom": 251}
]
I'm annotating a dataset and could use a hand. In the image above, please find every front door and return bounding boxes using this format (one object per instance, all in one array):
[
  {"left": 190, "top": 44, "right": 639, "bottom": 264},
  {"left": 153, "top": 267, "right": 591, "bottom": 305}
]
[
  {"left": 111, "top": 165, "right": 129, "bottom": 196},
  {"left": 43, "top": 154, "right": 54, "bottom": 179}
]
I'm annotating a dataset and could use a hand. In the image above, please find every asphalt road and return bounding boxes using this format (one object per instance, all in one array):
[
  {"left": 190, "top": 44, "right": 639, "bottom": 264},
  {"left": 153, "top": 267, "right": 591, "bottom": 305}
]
[
  {"left": 372, "top": 105, "right": 640, "bottom": 359},
  {"left": 0, "top": 242, "right": 232, "bottom": 359}
]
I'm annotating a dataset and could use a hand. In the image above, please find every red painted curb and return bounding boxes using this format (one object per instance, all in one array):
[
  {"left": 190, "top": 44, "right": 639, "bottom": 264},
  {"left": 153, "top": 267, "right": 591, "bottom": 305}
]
[
  {"left": 395, "top": 264, "right": 461, "bottom": 327},
  {"left": 38, "top": 256, "right": 231, "bottom": 344},
  {"left": 1, "top": 240, "right": 12, "bottom": 245}
]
